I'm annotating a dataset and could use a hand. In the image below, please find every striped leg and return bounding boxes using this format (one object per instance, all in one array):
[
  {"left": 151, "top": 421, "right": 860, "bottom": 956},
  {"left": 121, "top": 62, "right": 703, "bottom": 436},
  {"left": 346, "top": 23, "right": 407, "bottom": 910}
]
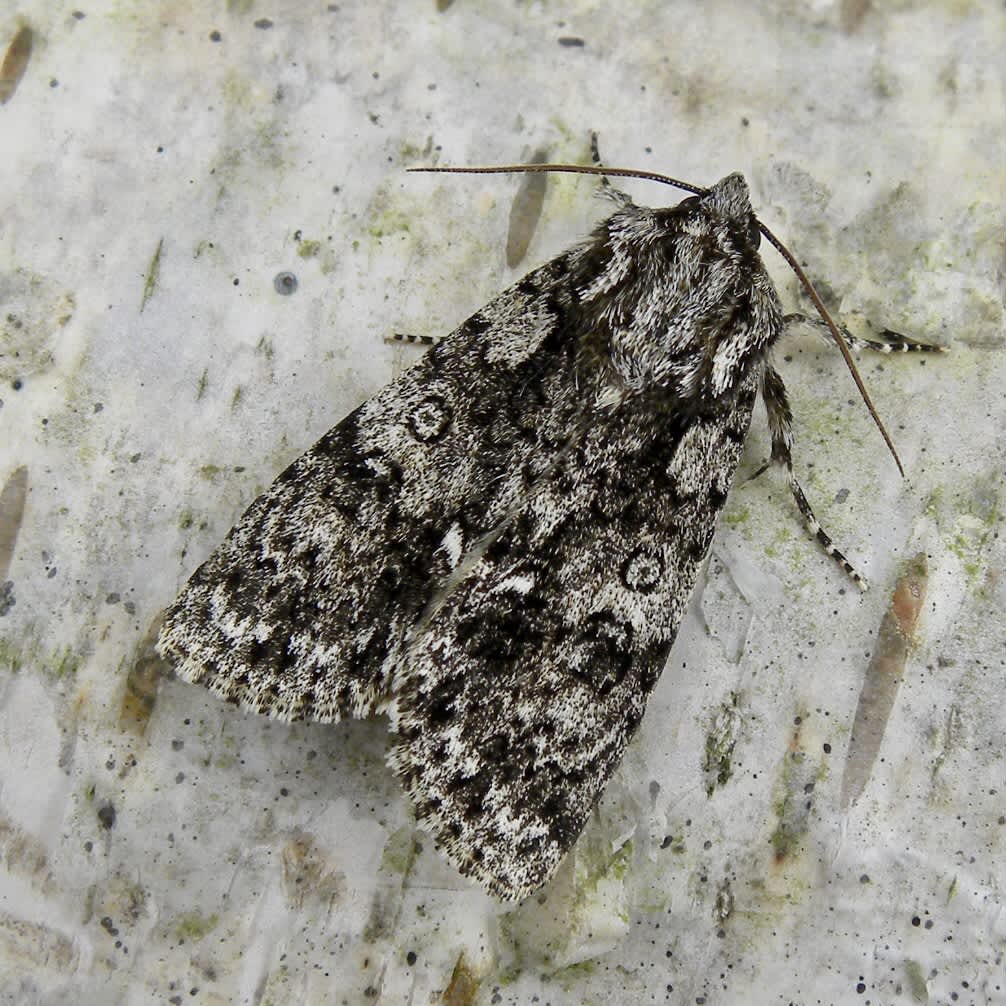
[
  {"left": 590, "top": 131, "right": 632, "bottom": 206},
  {"left": 384, "top": 332, "right": 441, "bottom": 347},
  {"left": 761, "top": 365, "right": 868, "bottom": 591},
  {"left": 782, "top": 313, "right": 947, "bottom": 355}
]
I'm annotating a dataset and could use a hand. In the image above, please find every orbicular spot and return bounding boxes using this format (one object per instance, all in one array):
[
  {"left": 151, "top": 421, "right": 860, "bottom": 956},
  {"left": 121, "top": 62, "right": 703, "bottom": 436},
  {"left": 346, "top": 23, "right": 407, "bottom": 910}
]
[
  {"left": 620, "top": 545, "right": 664, "bottom": 594},
  {"left": 569, "top": 611, "right": 633, "bottom": 697},
  {"left": 377, "top": 555, "right": 406, "bottom": 596},
  {"left": 298, "top": 542, "right": 325, "bottom": 571},
  {"left": 407, "top": 395, "right": 452, "bottom": 443}
]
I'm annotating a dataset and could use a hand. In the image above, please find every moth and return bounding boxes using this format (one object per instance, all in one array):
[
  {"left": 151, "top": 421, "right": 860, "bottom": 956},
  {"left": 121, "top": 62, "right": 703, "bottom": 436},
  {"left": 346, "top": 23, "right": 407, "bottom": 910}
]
[{"left": 157, "top": 158, "right": 938, "bottom": 900}]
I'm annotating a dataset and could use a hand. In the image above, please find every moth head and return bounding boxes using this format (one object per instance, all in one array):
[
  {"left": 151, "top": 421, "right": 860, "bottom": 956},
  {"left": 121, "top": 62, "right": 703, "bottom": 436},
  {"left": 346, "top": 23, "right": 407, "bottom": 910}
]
[
  {"left": 685, "top": 173, "right": 762, "bottom": 252},
  {"left": 705, "top": 172, "right": 752, "bottom": 219}
]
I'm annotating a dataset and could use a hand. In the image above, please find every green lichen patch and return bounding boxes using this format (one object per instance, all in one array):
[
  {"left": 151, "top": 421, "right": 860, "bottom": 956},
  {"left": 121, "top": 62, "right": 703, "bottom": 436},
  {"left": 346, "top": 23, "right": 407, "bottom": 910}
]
[
  {"left": 139, "top": 238, "right": 163, "bottom": 313},
  {"left": 702, "top": 691, "right": 743, "bottom": 796},
  {"left": 0, "top": 638, "right": 25, "bottom": 674},
  {"left": 50, "top": 645, "right": 81, "bottom": 680},
  {"left": 0, "top": 270, "right": 76, "bottom": 384},
  {"left": 173, "top": 910, "right": 219, "bottom": 943},
  {"left": 0, "top": 465, "right": 28, "bottom": 581},
  {"left": 280, "top": 830, "right": 346, "bottom": 909},
  {"left": 721, "top": 503, "right": 750, "bottom": 528},
  {"left": 553, "top": 958, "right": 597, "bottom": 989},
  {"left": 378, "top": 824, "right": 420, "bottom": 877},
  {"left": 769, "top": 728, "right": 822, "bottom": 864},
  {"left": 366, "top": 205, "right": 414, "bottom": 241},
  {"left": 297, "top": 238, "right": 322, "bottom": 259},
  {"left": 904, "top": 958, "right": 929, "bottom": 1002}
]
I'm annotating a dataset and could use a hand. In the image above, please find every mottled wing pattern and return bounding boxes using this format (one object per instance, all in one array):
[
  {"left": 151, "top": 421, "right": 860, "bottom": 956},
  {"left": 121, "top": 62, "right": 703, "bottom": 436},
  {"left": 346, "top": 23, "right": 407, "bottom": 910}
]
[
  {"left": 387, "top": 374, "right": 759, "bottom": 900},
  {"left": 159, "top": 173, "right": 785, "bottom": 899},
  {"left": 158, "top": 256, "right": 586, "bottom": 722}
]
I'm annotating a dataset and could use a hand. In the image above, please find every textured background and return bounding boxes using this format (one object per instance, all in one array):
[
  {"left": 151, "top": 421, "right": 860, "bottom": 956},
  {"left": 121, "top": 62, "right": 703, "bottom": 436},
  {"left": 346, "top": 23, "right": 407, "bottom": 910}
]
[{"left": 1, "top": 2, "right": 1003, "bottom": 1004}]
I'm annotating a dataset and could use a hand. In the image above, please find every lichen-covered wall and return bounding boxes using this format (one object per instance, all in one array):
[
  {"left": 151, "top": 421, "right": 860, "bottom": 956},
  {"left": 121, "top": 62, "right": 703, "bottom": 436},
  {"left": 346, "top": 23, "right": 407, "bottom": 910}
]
[{"left": 1, "top": 2, "right": 1002, "bottom": 1004}]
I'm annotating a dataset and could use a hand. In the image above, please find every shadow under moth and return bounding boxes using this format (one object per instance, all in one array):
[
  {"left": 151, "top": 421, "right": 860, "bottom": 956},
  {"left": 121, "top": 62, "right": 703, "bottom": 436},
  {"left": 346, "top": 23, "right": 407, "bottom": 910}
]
[{"left": 157, "top": 158, "right": 940, "bottom": 900}]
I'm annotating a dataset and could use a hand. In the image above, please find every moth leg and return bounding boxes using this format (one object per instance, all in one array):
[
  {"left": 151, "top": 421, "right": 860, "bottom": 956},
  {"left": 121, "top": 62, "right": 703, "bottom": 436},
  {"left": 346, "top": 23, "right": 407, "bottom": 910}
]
[
  {"left": 782, "top": 313, "right": 945, "bottom": 355},
  {"left": 590, "top": 131, "right": 632, "bottom": 206},
  {"left": 762, "top": 365, "right": 868, "bottom": 591},
  {"left": 384, "top": 332, "right": 441, "bottom": 347}
]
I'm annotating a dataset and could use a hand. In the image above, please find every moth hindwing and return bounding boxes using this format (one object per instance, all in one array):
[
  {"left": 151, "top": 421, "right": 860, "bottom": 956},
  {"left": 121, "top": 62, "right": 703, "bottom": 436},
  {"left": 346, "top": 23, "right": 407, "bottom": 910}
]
[{"left": 158, "top": 170, "right": 889, "bottom": 900}]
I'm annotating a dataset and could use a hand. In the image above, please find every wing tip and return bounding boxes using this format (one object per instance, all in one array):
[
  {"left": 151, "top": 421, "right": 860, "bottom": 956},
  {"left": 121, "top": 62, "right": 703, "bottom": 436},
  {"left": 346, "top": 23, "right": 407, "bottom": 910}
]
[
  {"left": 156, "top": 616, "right": 351, "bottom": 725},
  {"left": 385, "top": 708, "right": 561, "bottom": 903}
]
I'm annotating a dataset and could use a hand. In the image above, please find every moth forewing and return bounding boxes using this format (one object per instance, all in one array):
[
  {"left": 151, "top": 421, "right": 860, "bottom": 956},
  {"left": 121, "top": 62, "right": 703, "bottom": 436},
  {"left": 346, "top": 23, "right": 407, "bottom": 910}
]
[{"left": 158, "top": 163, "right": 936, "bottom": 899}]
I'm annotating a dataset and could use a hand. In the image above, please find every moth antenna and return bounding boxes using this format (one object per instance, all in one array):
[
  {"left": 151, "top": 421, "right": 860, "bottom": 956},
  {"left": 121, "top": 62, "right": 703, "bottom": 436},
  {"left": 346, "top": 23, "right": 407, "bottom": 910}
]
[
  {"left": 408, "top": 163, "right": 707, "bottom": 197},
  {"left": 757, "top": 223, "right": 905, "bottom": 478},
  {"left": 411, "top": 162, "right": 905, "bottom": 477}
]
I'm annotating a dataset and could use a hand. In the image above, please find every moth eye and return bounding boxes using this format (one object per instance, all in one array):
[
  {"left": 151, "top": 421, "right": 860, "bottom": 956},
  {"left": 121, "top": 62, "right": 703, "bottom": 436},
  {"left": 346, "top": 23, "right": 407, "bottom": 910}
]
[
  {"left": 748, "top": 214, "right": 761, "bottom": 249},
  {"left": 678, "top": 196, "right": 701, "bottom": 212}
]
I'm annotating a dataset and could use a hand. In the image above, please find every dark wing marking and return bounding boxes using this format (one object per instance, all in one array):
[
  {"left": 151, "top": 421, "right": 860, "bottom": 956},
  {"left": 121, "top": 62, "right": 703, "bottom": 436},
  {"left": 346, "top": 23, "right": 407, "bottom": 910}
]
[
  {"left": 386, "top": 375, "right": 759, "bottom": 900},
  {"left": 157, "top": 255, "right": 586, "bottom": 722}
]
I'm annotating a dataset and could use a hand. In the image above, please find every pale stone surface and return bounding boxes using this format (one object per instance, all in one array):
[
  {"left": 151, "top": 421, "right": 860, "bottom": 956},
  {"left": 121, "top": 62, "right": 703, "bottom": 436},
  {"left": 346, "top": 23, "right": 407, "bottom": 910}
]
[{"left": 1, "top": 2, "right": 1002, "bottom": 1004}]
